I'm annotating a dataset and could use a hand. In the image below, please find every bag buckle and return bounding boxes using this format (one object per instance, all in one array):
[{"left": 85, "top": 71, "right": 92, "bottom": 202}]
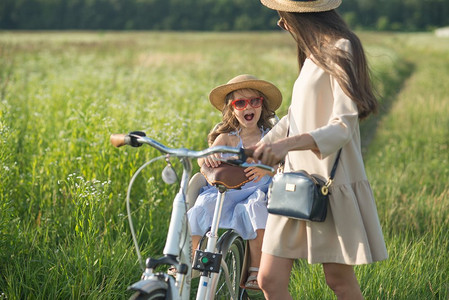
[
  {"left": 277, "top": 161, "right": 285, "bottom": 174},
  {"left": 322, "top": 178, "right": 333, "bottom": 196}
]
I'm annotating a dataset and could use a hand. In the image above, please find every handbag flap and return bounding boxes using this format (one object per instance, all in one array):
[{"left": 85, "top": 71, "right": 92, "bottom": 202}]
[
  {"left": 268, "top": 171, "right": 328, "bottom": 222},
  {"left": 200, "top": 163, "right": 250, "bottom": 189}
]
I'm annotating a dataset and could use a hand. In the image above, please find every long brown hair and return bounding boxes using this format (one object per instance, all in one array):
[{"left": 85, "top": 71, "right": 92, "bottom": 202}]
[
  {"left": 279, "top": 10, "right": 377, "bottom": 119},
  {"left": 208, "top": 89, "right": 276, "bottom": 145}
]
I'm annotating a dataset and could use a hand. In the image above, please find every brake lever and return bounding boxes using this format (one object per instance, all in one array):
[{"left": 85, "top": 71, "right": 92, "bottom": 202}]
[
  {"left": 221, "top": 159, "right": 274, "bottom": 173},
  {"left": 223, "top": 159, "right": 245, "bottom": 166},
  {"left": 128, "top": 131, "right": 146, "bottom": 147},
  {"left": 210, "top": 148, "right": 274, "bottom": 172},
  {"left": 239, "top": 162, "right": 274, "bottom": 173}
]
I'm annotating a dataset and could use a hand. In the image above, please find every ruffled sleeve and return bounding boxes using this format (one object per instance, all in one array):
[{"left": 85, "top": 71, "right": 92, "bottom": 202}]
[
  {"left": 308, "top": 39, "right": 359, "bottom": 159},
  {"left": 308, "top": 78, "right": 359, "bottom": 159}
]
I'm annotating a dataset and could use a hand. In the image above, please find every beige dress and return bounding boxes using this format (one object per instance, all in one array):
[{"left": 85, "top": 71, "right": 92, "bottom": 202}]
[{"left": 262, "top": 39, "right": 388, "bottom": 265}]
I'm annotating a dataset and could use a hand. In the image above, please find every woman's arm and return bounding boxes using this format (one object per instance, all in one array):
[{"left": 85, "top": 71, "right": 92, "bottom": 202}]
[
  {"left": 253, "top": 133, "right": 318, "bottom": 166},
  {"left": 308, "top": 74, "right": 359, "bottom": 159}
]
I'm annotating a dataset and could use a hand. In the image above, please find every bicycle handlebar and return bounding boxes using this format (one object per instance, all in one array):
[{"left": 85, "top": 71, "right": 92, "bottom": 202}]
[
  {"left": 110, "top": 133, "right": 130, "bottom": 148},
  {"left": 110, "top": 132, "right": 271, "bottom": 172}
]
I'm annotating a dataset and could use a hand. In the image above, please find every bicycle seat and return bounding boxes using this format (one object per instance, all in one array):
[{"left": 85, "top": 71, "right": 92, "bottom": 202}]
[
  {"left": 200, "top": 163, "right": 249, "bottom": 190},
  {"left": 186, "top": 163, "right": 250, "bottom": 209}
]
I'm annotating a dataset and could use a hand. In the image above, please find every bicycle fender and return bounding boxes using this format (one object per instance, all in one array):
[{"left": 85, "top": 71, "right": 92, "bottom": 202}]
[
  {"left": 217, "top": 230, "right": 242, "bottom": 254},
  {"left": 128, "top": 277, "right": 173, "bottom": 298}
]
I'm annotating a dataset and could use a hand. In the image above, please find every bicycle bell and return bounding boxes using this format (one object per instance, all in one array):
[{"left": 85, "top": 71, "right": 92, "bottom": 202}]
[{"left": 162, "top": 158, "right": 178, "bottom": 184}]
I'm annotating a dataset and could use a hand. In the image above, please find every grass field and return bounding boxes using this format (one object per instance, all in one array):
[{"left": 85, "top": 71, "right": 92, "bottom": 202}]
[{"left": 1, "top": 30, "right": 448, "bottom": 299}]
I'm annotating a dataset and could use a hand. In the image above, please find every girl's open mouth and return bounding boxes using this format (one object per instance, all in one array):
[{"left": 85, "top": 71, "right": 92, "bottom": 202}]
[{"left": 244, "top": 113, "right": 254, "bottom": 121}]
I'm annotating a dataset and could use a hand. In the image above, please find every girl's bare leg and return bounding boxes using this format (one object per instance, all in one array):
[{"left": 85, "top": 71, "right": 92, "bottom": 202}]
[
  {"left": 246, "top": 229, "right": 264, "bottom": 285},
  {"left": 258, "top": 253, "right": 294, "bottom": 300},
  {"left": 322, "top": 263, "right": 363, "bottom": 300},
  {"left": 191, "top": 235, "right": 201, "bottom": 259}
]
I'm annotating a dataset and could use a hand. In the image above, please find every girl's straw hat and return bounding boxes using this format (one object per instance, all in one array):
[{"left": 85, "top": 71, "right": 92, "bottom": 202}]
[
  {"left": 209, "top": 74, "right": 282, "bottom": 112},
  {"left": 260, "top": 0, "right": 341, "bottom": 13}
]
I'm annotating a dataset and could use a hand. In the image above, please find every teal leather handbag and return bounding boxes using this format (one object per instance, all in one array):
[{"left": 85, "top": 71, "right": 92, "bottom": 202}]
[{"left": 267, "top": 150, "right": 341, "bottom": 222}]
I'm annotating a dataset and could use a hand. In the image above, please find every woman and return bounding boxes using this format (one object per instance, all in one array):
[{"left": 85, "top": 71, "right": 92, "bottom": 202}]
[{"left": 252, "top": 0, "right": 388, "bottom": 299}]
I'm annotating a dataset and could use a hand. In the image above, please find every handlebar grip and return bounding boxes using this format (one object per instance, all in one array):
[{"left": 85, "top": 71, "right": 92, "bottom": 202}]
[
  {"left": 110, "top": 134, "right": 129, "bottom": 147},
  {"left": 243, "top": 148, "right": 255, "bottom": 158}
]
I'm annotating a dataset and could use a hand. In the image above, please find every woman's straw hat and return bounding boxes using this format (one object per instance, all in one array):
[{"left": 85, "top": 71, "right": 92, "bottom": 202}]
[
  {"left": 209, "top": 74, "right": 282, "bottom": 112},
  {"left": 260, "top": 0, "right": 341, "bottom": 13}
]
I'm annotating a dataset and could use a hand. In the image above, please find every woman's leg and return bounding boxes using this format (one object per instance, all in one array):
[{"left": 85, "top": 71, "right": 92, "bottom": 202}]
[
  {"left": 322, "top": 263, "right": 363, "bottom": 300},
  {"left": 258, "top": 253, "right": 294, "bottom": 300}
]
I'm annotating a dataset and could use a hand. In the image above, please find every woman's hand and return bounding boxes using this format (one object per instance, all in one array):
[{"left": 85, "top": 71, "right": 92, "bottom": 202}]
[
  {"left": 252, "top": 134, "right": 319, "bottom": 166},
  {"left": 252, "top": 141, "right": 288, "bottom": 167}
]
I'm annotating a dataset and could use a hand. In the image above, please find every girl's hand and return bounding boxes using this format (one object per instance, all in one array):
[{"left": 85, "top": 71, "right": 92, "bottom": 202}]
[
  {"left": 244, "top": 166, "right": 274, "bottom": 182},
  {"left": 203, "top": 153, "right": 222, "bottom": 168}
]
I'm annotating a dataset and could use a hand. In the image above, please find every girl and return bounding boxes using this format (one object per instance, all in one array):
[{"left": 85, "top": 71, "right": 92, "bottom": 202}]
[
  {"left": 252, "top": 1, "right": 388, "bottom": 299},
  {"left": 188, "top": 74, "right": 282, "bottom": 290}
]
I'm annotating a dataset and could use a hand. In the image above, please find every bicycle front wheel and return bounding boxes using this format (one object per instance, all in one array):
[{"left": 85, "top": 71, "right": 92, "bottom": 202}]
[{"left": 215, "top": 236, "right": 246, "bottom": 299}]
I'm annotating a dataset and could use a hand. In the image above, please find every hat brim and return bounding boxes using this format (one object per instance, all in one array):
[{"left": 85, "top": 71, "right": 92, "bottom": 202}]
[
  {"left": 209, "top": 79, "right": 282, "bottom": 112},
  {"left": 260, "top": 0, "right": 341, "bottom": 13}
]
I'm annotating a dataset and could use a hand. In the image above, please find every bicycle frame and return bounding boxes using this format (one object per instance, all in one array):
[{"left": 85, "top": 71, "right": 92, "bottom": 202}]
[
  {"left": 195, "top": 185, "right": 228, "bottom": 300},
  {"left": 110, "top": 132, "right": 272, "bottom": 299},
  {"left": 132, "top": 160, "right": 193, "bottom": 299}
]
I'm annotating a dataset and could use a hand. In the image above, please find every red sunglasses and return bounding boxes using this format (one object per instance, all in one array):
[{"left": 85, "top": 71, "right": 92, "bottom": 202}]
[{"left": 231, "top": 97, "right": 264, "bottom": 110}]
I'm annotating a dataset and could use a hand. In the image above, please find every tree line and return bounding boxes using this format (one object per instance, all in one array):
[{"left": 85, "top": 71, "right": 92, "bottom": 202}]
[{"left": 1, "top": 0, "right": 448, "bottom": 31}]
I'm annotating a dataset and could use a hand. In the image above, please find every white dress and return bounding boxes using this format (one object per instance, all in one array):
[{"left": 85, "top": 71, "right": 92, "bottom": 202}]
[{"left": 188, "top": 129, "right": 271, "bottom": 240}]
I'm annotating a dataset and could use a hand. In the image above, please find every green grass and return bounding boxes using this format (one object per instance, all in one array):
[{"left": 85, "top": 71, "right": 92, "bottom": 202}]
[
  {"left": 1, "top": 31, "right": 448, "bottom": 299},
  {"left": 361, "top": 33, "right": 449, "bottom": 299}
]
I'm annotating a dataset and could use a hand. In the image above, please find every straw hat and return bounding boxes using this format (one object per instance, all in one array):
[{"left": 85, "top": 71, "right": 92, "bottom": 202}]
[
  {"left": 209, "top": 74, "right": 282, "bottom": 112},
  {"left": 260, "top": 0, "right": 341, "bottom": 13}
]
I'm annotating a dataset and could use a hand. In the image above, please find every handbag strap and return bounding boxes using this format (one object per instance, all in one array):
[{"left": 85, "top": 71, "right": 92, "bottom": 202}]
[{"left": 327, "top": 148, "right": 342, "bottom": 186}]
